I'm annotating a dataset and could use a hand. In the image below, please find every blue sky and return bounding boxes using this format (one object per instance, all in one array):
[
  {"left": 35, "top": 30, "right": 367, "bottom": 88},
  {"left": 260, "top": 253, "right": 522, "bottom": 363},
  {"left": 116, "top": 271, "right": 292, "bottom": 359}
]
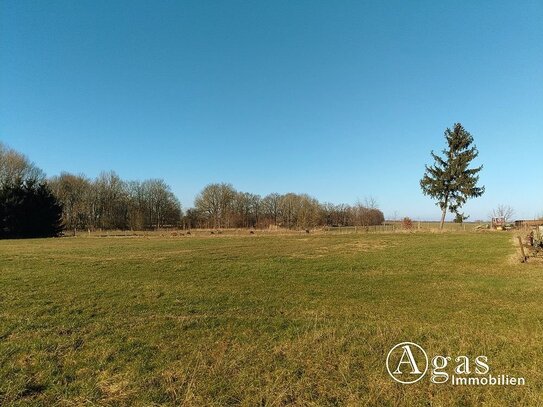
[{"left": 1, "top": 0, "right": 542, "bottom": 220}]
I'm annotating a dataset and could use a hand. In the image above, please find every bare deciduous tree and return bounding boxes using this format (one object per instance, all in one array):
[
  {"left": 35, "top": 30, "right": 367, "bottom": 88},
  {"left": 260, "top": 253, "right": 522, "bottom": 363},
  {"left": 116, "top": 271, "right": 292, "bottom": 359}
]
[
  {"left": 491, "top": 205, "right": 515, "bottom": 223},
  {"left": 0, "top": 142, "right": 44, "bottom": 186},
  {"left": 262, "top": 193, "right": 281, "bottom": 226},
  {"left": 49, "top": 173, "right": 91, "bottom": 234},
  {"left": 194, "top": 183, "right": 236, "bottom": 228}
]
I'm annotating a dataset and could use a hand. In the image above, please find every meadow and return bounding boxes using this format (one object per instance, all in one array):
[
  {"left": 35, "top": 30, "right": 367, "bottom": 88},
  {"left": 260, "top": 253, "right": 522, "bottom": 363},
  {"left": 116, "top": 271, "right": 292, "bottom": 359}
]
[{"left": 1, "top": 230, "right": 542, "bottom": 406}]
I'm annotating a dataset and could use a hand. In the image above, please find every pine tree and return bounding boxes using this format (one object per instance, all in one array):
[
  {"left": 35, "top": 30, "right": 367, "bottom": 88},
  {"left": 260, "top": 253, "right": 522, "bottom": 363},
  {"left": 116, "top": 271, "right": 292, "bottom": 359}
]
[
  {"left": 420, "top": 123, "right": 485, "bottom": 230},
  {"left": 0, "top": 179, "right": 63, "bottom": 238}
]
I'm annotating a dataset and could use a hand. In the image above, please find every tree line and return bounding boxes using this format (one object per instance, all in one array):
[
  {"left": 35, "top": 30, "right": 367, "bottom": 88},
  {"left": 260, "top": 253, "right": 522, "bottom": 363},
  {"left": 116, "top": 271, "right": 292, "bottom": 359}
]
[
  {"left": 49, "top": 172, "right": 181, "bottom": 233},
  {"left": 189, "top": 183, "right": 384, "bottom": 229},
  {"left": 1, "top": 142, "right": 384, "bottom": 236},
  {"left": 1, "top": 122, "right": 493, "bottom": 236}
]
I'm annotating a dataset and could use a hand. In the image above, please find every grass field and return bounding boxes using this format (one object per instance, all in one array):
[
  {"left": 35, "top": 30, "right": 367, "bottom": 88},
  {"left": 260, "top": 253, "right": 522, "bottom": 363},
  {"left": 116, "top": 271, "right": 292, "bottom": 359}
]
[{"left": 1, "top": 231, "right": 542, "bottom": 405}]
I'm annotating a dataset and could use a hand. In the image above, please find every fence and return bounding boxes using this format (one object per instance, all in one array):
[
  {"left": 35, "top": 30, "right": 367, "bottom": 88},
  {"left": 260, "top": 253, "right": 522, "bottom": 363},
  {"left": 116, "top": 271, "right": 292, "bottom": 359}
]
[{"left": 323, "top": 222, "right": 482, "bottom": 233}]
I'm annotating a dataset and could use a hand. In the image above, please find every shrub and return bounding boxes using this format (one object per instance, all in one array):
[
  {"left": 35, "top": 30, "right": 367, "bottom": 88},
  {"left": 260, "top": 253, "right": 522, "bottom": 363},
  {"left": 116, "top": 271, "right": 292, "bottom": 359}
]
[{"left": 402, "top": 217, "right": 413, "bottom": 230}]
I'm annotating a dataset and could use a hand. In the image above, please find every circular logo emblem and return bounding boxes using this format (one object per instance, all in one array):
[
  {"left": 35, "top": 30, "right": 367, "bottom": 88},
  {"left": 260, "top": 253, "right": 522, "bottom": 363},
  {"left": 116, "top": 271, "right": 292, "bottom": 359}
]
[{"left": 386, "top": 342, "right": 428, "bottom": 384}]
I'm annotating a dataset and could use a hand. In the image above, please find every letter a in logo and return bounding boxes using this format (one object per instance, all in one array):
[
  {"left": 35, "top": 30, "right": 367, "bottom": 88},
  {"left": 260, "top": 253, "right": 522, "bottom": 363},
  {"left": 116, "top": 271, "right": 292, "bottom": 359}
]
[
  {"left": 386, "top": 342, "right": 428, "bottom": 384},
  {"left": 393, "top": 344, "right": 422, "bottom": 374}
]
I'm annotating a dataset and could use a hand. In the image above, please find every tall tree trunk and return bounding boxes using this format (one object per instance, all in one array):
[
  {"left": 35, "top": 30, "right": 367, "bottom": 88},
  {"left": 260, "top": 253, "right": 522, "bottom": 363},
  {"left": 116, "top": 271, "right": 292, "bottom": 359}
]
[
  {"left": 439, "top": 207, "right": 447, "bottom": 230},
  {"left": 439, "top": 196, "right": 449, "bottom": 230}
]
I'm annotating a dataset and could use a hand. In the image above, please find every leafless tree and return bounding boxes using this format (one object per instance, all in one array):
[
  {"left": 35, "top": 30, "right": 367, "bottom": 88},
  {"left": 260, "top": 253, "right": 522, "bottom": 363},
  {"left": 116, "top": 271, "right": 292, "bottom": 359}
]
[
  {"left": 0, "top": 142, "right": 44, "bottom": 186},
  {"left": 93, "top": 171, "right": 129, "bottom": 229},
  {"left": 363, "top": 196, "right": 378, "bottom": 210},
  {"left": 142, "top": 179, "right": 181, "bottom": 229},
  {"left": 194, "top": 183, "right": 236, "bottom": 228},
  {"left": 262, "top": 193, "right": 281, "bottom": 226},
  {"left": 49, "top": 172, "right": 91, "bottom": 234},
  {"left": 492, "top": 205, "right": 515, "bottom": 223}
]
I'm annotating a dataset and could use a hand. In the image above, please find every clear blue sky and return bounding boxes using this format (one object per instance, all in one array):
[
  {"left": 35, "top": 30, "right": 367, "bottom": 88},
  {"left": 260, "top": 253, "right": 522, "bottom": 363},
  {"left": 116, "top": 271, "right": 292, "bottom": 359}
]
[{"left": 1, "top": 0, "right": 542, "bottom": 220}]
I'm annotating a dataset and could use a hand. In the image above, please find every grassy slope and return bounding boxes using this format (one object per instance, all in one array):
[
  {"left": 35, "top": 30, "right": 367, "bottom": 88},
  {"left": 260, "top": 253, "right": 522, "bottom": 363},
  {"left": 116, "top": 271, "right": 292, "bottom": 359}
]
[{"left": 0, "top": 232, "right": 542, "bottom": 406}]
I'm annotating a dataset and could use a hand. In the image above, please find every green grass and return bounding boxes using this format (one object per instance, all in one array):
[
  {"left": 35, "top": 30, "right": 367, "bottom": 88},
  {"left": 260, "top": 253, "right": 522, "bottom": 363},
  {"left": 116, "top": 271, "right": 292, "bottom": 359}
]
[{"left": 1, "top": 231, "right": 542, "bottom": 405}]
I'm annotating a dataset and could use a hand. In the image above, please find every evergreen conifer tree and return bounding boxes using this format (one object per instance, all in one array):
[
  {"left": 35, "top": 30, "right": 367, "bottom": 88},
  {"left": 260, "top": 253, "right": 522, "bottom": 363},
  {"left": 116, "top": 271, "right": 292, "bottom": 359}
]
[
  {"left": 420, "top": 123, "right": 485, "bottom": 229},
  {"left": 0, "top": 179, "right": 63, "bottom": 238}
]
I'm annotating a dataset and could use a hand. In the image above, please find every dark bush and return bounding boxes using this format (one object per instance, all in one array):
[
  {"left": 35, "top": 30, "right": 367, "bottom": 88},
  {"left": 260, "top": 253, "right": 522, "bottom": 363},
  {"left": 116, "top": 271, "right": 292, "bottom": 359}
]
[{"left": 0, "top": 179, "right": 63, "bottom": 238}]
